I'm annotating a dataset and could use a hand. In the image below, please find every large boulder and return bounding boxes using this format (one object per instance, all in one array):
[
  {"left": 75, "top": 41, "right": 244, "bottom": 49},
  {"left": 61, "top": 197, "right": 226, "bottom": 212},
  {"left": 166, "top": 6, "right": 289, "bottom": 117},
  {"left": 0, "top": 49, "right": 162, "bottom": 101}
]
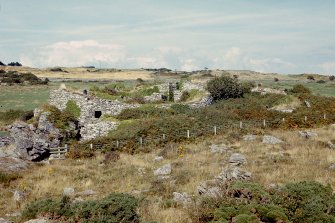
[
  {"left": 154, "top": 163, "right": 172, "bottom": 176},
  {"left": 262, "top": 135, "right": 284, "bottom": 145},
  {"left": 9, "top": 112, "right": 65, "bottom": 161},
  {"left": 229, "top": 153, "right": 247, "bottom": 166}
]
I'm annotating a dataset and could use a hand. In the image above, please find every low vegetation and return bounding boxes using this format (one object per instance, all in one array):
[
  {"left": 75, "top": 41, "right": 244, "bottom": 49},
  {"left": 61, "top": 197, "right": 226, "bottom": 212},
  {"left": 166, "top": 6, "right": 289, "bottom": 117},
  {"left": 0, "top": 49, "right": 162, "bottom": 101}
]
[
  {"left": 193, "top": 181, "right": 335, "bottom": 223},
  {"left": 0, "top": 71, "right": 48, "bottom": 85},
  {"left": 22, "top": 193, "right": 139, "bottom": 222}
]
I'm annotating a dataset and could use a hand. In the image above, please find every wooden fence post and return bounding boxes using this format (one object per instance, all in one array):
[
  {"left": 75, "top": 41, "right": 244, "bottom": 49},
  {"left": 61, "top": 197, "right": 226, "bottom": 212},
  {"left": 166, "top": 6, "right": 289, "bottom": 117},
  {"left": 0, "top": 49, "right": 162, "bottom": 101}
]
[
  {"left": 187, "top": 130, "right": 190, "bottom": 139},
  {"left": 116, "top": 140, "right": 119, "bottom": 148},
  {"left": 240, "top": 121, "right": 243, "bottom": 129},
  {"left": 163, "top": 134, "right": 166, "bottom": 140},
  {"left": 139, "top": 137, "right": 143, "bottom": 146},
  {"left": 324, "top": 114, "right": 327, "bottom": 119},
  {"left": 304, "top": 116, "right": 307, "bottom": 122},
  {"left": 214, "top": 126, "right": 217, "bottom": 135},
  {"left": 263, "top": 119, "right": 266, "bottom": 127}
]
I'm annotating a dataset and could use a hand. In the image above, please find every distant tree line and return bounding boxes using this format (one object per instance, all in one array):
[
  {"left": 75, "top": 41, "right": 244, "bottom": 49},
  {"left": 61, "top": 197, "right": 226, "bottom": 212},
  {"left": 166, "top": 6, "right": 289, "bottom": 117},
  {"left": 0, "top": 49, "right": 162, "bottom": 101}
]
[{"left": 0, "top": 61, "right": 22, "bottom": 66}]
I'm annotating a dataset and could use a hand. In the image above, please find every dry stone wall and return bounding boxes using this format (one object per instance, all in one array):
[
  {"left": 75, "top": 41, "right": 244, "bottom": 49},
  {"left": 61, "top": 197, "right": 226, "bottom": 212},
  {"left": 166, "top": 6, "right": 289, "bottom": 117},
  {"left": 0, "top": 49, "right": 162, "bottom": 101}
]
[
  {"left": 50, "top": 89, "right": 139, "bottom": 141},
  {"left": 50, "top": 89, "right": 139, "bottom": 123}
]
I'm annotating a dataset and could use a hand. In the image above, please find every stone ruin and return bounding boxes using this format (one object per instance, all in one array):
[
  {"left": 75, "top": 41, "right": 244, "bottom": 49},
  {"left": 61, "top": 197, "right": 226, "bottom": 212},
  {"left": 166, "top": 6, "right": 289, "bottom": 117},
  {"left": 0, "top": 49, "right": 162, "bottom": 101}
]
[{"left": 49, "top": 88, "right": 139, "bottom": 141}]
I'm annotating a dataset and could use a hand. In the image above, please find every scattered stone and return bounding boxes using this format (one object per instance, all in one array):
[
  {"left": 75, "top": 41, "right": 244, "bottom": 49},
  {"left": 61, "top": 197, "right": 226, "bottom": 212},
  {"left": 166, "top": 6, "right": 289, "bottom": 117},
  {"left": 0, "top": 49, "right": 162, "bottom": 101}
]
[
  {"left": 73, "top": 197, "right": 84, "bottom": 203},
  {"left": 13, "top": 190, "right": 25, "bottom": 203},
  {"left": 262, "top": 135, "right": 284, "bottom": 145},
  {"left": 304, "top": 100, "right": 311, "bottom": 108},
  {"left": 76, "top": 189, "right": 97, "bottom": 196},
  {"left": 327, "top": 141, "right": 335, "bottom": 149},
  {"left": 154, "top": 164, "right": 172, "bottom": 176},
  {"left": 243, "top": 134, "right": 257, "bottom": 141},
  {"left": 209, "top": 143, "right": 230, "bottom": 153},
  {"left": 80, "top": 121, "right": 118, "bottom": 141},
  {"left": 154, "top": 156, "right": 164, "bottom": 162},
  {"left": 216, "top": 167, "right": 252, "bottom": 182},
  {"left": 0, "top": 218, "right": 13, "bottom": 223},
  {"left": 172, "top": 192, "right": 192, "bottom": 207},
  {"left": 298, "top": 131, "right": 318, "bottom": 139},
  {"left": 63, "top": 187, "right": 75, "bottom": 197},
  {"left": 5, "top": 212, "right": 21, "bottom": 217},
  {"left": 251, "top": 87, "right": 287, "bottom": 95},
  {"left": 197, "top": 180, "right": 222, "bottom": 198},
  {"left": 329, "top": 164, "right": 335, "bottom": 170},
  {"left": 23, "top": 219, "right": 48, "bottom": 223},
  {"left": 137, "top": 167, "right": 146, "bottom": 176},
  {"left": 229, "top": 153, "right": 246, "bottom": 166}
]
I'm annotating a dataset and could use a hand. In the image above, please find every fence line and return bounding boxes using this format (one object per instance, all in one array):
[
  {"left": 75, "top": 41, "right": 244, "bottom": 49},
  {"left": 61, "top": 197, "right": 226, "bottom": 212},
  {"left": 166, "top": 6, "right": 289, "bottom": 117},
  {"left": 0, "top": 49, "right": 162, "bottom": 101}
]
[
  {"left": 87, "top": 113, "right": 335, "bottom": 150},
  {"left": 49, "top": 144, "right": 68, "bottom": 159}
]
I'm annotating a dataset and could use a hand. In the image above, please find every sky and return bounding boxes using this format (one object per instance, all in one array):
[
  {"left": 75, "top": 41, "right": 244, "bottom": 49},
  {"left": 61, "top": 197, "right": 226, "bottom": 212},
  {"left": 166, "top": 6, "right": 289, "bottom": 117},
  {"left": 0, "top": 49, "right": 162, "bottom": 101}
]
[{"left": 0, "top": 0, "right": 335, "bottom": 74}]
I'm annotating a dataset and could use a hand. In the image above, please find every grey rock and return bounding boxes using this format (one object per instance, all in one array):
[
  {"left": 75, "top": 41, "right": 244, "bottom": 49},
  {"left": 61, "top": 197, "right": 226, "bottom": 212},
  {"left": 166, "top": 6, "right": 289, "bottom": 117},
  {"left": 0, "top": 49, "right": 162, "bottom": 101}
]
[
  {"left": 329, "top": 163, "right": 335, "bottom": 170},
  {"left": 0, "top": 157, "right": 28, "bottom": 172},
  {"left": 197, "top": 180, "right": 222, "bottom": 198},
  {"left": 243, "top": 134, "right": 257, "bottom": 141},
  {"left": 63, "top": 187, "right": 75, "bottom": 196},
  {"left": 229, "top": 153, "right": 246, "bottom": 166},
  {"left": 216, "top": 167, "right": 252, "bottom": 182},
  {"left": 9, "top": 111, "right": 69, "bottom": 161},
  {"left": 154, "top": 156, "right": 164, "bottom": 162},
  {"left": 172, "top": 192, "right": 192, "bottom": 206},
  {"left": 5, "top": 212, "right": 21, "bottom": 217},
  {"left": 13, "top": 190, "right": 25, "bottom": 202},
  {"left": 299, "top": 131, "right": 318, "bottom": 139},
  {"left": 327, "top": 141, "right": 335, "bottom": 149},
  {"left": 262, "top": 135, "right": 284, "bottom": 145},
  {"left": 304, "top": 100, "right": 311, "bottom": 108},
  {"left": 76, "top": 189, "right": 97, "bottom": 196},
  {"left": 154, "top": 163, "right": 172, "bottom": 176},
  {"left": 209, "top": 143, "right": 230, "bottom": 153},
  {"left": 24, "top": 219, "right": 48, "bottom": 223},
  {"left": 0, "top": 218, "right": 13, "bottom": 223},
  {"left": 0, "top": 137, "right": 14, "bottom": 148}
]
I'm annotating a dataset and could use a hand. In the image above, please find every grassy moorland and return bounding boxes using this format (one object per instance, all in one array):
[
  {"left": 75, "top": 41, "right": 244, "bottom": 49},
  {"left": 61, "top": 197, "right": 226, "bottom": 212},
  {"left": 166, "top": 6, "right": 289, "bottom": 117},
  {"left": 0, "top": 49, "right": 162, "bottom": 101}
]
[{"left": 1, "top": 68, "right": 335, "bottom": 222}]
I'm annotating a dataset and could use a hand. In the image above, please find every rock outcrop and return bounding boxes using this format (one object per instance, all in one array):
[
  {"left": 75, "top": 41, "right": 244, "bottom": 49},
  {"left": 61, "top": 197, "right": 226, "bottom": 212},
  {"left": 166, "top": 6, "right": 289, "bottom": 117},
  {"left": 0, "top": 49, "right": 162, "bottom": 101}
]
[
  {"left": 0, "top": 137, "right": 14, "bottom": 148},
  {"left": 9, "top": 112, "right": 73, "bottom": 161}
]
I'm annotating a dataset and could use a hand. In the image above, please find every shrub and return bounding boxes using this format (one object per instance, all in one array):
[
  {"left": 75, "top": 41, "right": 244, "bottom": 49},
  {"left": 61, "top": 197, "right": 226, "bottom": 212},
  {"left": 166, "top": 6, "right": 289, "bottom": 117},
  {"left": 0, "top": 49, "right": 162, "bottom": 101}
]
[
  {"left": 168, "top": 83, "right": 174, "bottom": 102},
  {"left": 22, "top": 193, "right": 140, "bottom": 222},
  {"left": 65, "top": 100, "right": 81, "bottom": 118},
  {"left": 307, "top": 75, "right": 315, "bottom": 81},
  {"left": 180, "top": 91, "right": 191, "bottom": 102},
  {"left": 206, "top": 75, "right": 244, "bottom": 101},
  {"left": 317, "top": 80, "right": 326, "bottom": 84},
  {"left": 291, "top": 84, "right": 311, "bottom": 94},
  {"left": 329, "top": 75, "right": 335, "bottom": 81},
  {"left": 0, "top": 61, "right": 5, "bottom": 66},
  {"left": 0, "top": 110, "right": 33, "bottom": 125},
  {"left": 192, "top": 181, "right": 335, "bottom": 223},
  {"left": 274, "top": 77, "right": 279, "bottom": 82}
]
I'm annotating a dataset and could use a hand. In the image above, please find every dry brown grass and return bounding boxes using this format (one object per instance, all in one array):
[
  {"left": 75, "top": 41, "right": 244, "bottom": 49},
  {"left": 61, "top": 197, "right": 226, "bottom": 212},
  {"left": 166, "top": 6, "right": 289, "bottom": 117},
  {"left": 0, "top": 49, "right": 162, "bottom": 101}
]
[
  {"left": 3, "top": 66, "right": 153, "bottom": 80},
  {"left": 1, "top": 125, "right": 335, "bottom": 222}
]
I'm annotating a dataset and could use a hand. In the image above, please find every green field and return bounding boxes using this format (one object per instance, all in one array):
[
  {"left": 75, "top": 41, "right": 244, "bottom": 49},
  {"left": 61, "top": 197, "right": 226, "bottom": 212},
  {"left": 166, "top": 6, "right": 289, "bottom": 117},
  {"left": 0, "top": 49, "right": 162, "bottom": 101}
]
[
  {"left": 261, "top": 79, "right": 335, "bottom": 97},
  {"left": 0, "top": 81, "right": 112, "bottom": 112}
]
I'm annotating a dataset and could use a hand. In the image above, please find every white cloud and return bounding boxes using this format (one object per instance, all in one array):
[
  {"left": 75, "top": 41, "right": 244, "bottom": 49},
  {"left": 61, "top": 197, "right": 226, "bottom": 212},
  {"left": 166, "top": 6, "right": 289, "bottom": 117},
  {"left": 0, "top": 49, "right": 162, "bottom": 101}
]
[
  {"left": 20, "top": 40, "right": 126, "bottom": 67},
  {"left": 319, "top": 61, "right": 335, "bottom": 74},
  {"left": 247, "top": 58, "right": 295, "bottom": 73},
  {"left": 181, "top": 59, "right": 199, "bottom": 71}
]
